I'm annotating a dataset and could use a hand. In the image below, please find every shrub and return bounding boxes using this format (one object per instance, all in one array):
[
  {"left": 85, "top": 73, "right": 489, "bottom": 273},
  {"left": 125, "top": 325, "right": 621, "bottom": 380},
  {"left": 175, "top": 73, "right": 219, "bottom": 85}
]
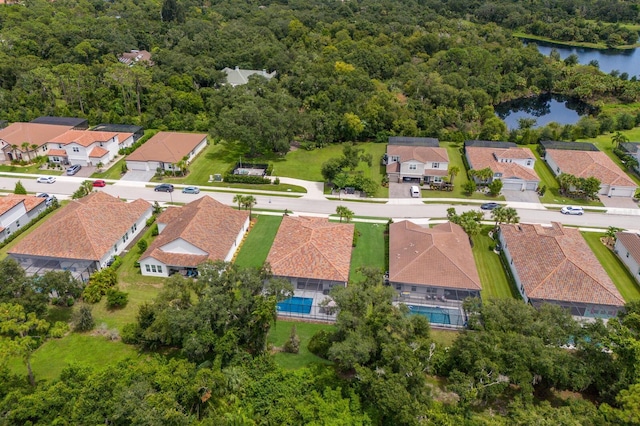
[
  {"left": 151, "top": 224, "right": 159, "bottom": 236},
  {"left": 82, "top": 268, "right": 118, "bottom": 303},
  {"left": 462, "top": 180, "right": 477, "bottom": 195},
  {"left": 72, "top": 304, "right": 95, "bottom": 332},
  {"left": 145, "top": 216, "right": 156, "bottom": 227},
  {"left": 121, "top": 323, "right": 142, "bottom": 344},
  {"left": 106, "top": 288, "right": 129, "bottom": 309},
  {"left": 282, "top": 325, "right": 300, "bottom": 354},
  {"left": 273, "top": 177, "right": 280, "bottom": 185},
  {"left": 352, "top": 229, "right": 361, "bottom": 247},
  {"left": 14, "top": 181, "right": 27, "bottom": 194},
  {"left": 49, "top": 321, "right": 70, "bottom": 338},
  {"left": 66, "top": 296, "right": 75, "bottom": 307},
  {"left": 137, "top": 239, "right": 148, "bottom": 253},
  {"left": 308, "top": 329, "right": 333, "bottom": 359},
  {"left": 108, "top": 256, "right": 123, "bottom": 270},
  {"left": 223, "top": 174, "right": 271, "bottom": 184}
]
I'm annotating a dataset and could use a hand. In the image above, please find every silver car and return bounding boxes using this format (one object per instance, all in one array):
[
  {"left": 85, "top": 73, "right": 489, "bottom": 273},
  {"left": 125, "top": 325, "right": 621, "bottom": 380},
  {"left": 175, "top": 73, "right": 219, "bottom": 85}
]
[{"left": 560, "top": 206, "right": 584, "bottom": 215}]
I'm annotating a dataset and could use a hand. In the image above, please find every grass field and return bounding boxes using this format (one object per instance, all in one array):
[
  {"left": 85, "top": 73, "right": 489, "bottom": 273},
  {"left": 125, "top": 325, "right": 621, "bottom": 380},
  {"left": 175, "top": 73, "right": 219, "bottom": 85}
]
[
  {"left": 269, "top": 319, "right": 334, "bottom": 369},
  {"left": 0, "top": 163, "right": 64, "bottom": 176},
  {"left": 234, "top": 215, "right": 283, "bottom": 268},
  {"left": 582, "top": 232, "right": 640, "bottom": 302},
  {"left": 472, "top": 227, "right": 517, "bottom": 300},
  {"left": 430, "top": 329, "right": 460, "bottom": 348},
  {"left": 91, "top": 158, "right": 126, "bottom": 180},
  {"left": 349, "top": 222, "right": 387, "bottom": 282}
]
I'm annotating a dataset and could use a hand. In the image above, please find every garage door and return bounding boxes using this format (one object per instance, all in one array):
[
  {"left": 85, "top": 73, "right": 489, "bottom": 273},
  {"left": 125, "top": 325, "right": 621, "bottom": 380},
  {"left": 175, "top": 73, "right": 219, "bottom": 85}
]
[
  {"left": 502, "top": 180, "right": 522, "bottom": 191},
  {"left": 126, "top": 161, "right": 149, "bottom": 171},
  {"left": 610, "top": 187, "right": 635, "bottom": 197},
  {"left": 525, "top": 181, "right": 538, "bottom": 191}
]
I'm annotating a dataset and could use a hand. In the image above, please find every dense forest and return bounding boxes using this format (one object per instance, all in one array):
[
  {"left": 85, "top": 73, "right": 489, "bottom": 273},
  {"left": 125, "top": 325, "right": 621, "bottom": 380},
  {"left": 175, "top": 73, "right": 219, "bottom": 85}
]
[{"left": 1, "top": 0, "right": 640, "bottom": 156}]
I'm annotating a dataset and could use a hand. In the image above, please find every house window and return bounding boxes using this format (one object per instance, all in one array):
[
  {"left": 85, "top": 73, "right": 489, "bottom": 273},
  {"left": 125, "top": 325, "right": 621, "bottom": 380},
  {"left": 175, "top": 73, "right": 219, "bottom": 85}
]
[
  {"left": 556, "top": 167, "right": 560, "bottom": 173},
  {"left": 52, "top": 157, "right": 59, "bottom": 162},
  {"left": 72, "top": 147, "right": 79, "bottom": 152},
  {"left": 16, "top": 220, "right": 20, "bottom": 228},
  {"left": 432, "top": 163, "right": 439, "bottom": 168},
  {"left": 58, "top": 144, "right": 63, "bottom": 149},
  {"left": 409, "top": 164, "right": 417, "bottom": 170},
  {"left": 42, "top": 146, "right": 47, "bottom": 152},
  {"left": 526, "top": 160, "right": 532, "bottom": 166},
  {"left": 145, "top": 264, "right": 151, "bottom": 272},
  {"left": 157, "top": 265, "right": 162, "bottom": 273},
  {"left": 391, "top": 156, "right": 400, "bottom": 162},
  {"left": 99, "top": 142, "right": 103, "bottom": 147},
  {"left": 434, "top": 177, "right": 442, "bottom": 183},
  {"left": 151, "top": 265, "right": 157, "bottom": 273},
  {"left": 131, "top": 223, "right": 137, "bottom": 232},
  {"left": 411, "top": 286, "right": 417, "bottom": 292},
  {"left": 627, "top": 252, "right": 630, "bottom": 258},
  {"left": 114, "top": 244, "right": 118, "bottom": 251},
  {"left": 395, "top": 284, "right": 402, "bottom": 290}
]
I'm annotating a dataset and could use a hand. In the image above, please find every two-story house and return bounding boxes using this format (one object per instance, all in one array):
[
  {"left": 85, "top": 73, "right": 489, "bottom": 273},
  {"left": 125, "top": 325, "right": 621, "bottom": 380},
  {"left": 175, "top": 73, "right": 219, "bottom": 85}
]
[
  {"left": 0, "top": 195, "right": 47, "bottom": 243},
  {"left": 46, "top": 130, "right": 131, "bottom": 166},
  {"left": 0, "top": 122, "right": 74, "bottom": 162},
  {"left": 384, "top": 137, "right": 449, "bottom": 184},
  {"left": 464, "top": 140, "right": 540, "bottom": 191}
]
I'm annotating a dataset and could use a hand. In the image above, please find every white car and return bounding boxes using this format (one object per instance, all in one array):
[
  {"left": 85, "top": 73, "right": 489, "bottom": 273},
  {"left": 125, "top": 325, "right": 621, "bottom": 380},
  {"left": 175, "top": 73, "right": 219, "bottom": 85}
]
[
  {"left": 561, "top": 206, "right": 584, "bottom": 215},
  {"left": 36, "top": 176, "right": 56, "bottom": 184}
]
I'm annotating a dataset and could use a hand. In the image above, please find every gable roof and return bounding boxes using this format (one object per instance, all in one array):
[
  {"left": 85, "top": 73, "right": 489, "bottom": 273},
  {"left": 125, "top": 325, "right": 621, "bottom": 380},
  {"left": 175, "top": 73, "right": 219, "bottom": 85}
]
[
  {"left": 9, "top": 192, "right": 151, "bottom": 262},
  {"left": 466, "top": 146, "right": 539, "bottom": 181},
  {"left": 0, "top": 123, "right": 73, "bottom": 148},
  {"left": 49, "top": 130, "right": 120, "bottom": 147},
  {"left": 616, "top": 232, "right": 640, "bottom": 264},
  {"left": 89, "top": 146, "right": 110, "bottom": 158},
  {"left": 389, "top": 221, "right": 482, "bottom": 290},
  {"left": 0, "top": 197, "right": 24, "bottom": 216},
  {"left": 266, "top": 216, "right": 354, "bottom": 282},
  {"left": 141, "top": 196, "right": 249, "bottom": 267},
  {"left": 388, "top": 137, "right": 439, "bottom": 147},
  {"left": 5, "top": 195, "right": 46, "bottom": 212},
  {"left": 500, "top": 222, "right": 624, "bottom": 306},
  {"left": 545, "top": 149, "right": 636, "bottom": 187},
  {"left": 387, "top": 145, "right": 448, "bottom": 164},
  {"left": 126, "top": 132, "right": 207, "bottom": 164}
]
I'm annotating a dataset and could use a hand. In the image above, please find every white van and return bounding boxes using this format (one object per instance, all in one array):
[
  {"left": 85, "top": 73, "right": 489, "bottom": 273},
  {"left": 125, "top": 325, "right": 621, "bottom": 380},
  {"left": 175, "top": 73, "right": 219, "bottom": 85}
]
[{"left": 410, "top": 185, "right": 421, "bottom": 198}]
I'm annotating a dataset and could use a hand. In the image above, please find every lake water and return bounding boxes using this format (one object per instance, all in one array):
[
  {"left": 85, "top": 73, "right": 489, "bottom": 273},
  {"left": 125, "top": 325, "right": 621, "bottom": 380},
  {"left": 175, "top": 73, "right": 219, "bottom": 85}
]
[
  {"left": 523, "top": 38, "right": 640, "bottom": 76},
  {"left": 494, "top": 94, "right": 595, "bottom": 129}
]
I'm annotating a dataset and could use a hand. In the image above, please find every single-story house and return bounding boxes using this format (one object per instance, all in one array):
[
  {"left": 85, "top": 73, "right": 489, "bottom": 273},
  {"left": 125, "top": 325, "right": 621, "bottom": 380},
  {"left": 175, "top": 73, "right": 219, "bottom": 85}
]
[
  {"left": 92, "top": 123, "right": 144, "bottom": 144},
  {"left": 47, "top": 130, "right": 132, "bottom": 166},
  {"left": 125, "top": 132, "right": 208, "bottom": 172},
  {"left": 9, "top": 192, "right": 152, "bottom": 281},
  {"left": 222, "top": 66, "right": 277, "bottom": 86},
  {"left": 0, "top": 195, "right": 47, "bottom": 242},
  {"left": 30, "top": 116, "right": 88, "bottom": 130},
  {"left": 620, "top": 142, "right": 640, "bottom": 174},
  {"left": 499, "top": 222, "right": 625, "bottom": 318},
  {"left": 266, "top": 216, "right": 354, "bottom": 293},
  {"left": 544, "top": 146, "right": 637, "bottom": 197},
  {"left": 118, "top": 49, "right": 153, "bottom": 66},
  {"left": 389, "top": 221, "right": 482, "bottom": 316},
  {"left": 384, "top": 138, "right": 449, "bottom": 184},
  {"left": 139, "top": 196, "right": 250, "bottom": 277},
  {"left": 615, "top": 232, "right": 640, "bottom": 284},
  {"left": 465, "top": 140, "right": 540, "bottom": 191},
  {"left": 0, "top": 122, "right": 74, "bottom": 162}
]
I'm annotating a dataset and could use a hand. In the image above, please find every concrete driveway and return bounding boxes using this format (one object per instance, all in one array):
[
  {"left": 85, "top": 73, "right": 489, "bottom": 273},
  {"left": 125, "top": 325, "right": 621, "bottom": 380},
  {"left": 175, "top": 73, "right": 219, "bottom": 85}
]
[
  {"left": 502, "top": 190, "right": 540, "bottom": 203},
  {"left": 389, "top": 182, "right": 415, "bottom": 199},
  {"left": 598, "top": 195, "right": 639, "bottom": 209},
  {"left": 121, "top": 170, "right": 155, "bottom": 182},
  {"left": 73, "top": 166, "right": 96, "bottom": 178}
]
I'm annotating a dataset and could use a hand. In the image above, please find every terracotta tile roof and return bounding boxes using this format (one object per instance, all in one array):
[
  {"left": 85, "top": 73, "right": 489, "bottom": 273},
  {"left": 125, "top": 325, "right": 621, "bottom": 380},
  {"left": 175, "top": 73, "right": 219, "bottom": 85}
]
[
  {"left": 117, "top": 133, "right": 134, "bottom": 145},
  {"left": 546, "top": 149, "right": 636, "bottom": 187},
  {"left": 0, "top": 197, "right": 24, "bottom": 216},
  {"left": 387, "top": 145, "right": 448, "bottom": 164},
  {"left": 0, "top": 123, "right": 73, "bottom": 148},
  {"left": 9, "top": 192, "right": 151, "bottom": 262},
  {"left": 500, "top": 222, "right": 624, "bottom": 306},
  {"left": 47, "top": 149, "right": 67, "bottom": 156},
  {"left": 141, "top": 196, "right": 249, "bottom": 267},
  {"left": 616, "top": 232, "right": 640, "bottom": 264},
  {"left": 5, "top": 195, "right": 46, "bottom": 212},
  {"left": 389, "top": 221, "right": 482, "bottom": 290},
  {"left": 126, "top": 132, "right": 207, "bottom": 164},
  {"left": 386, "top": 162, "right": 400, "bottom": 173},
  {"left": 428, "top": 169, "right": 449, "bottom": 176},
  {"left": 466, "top": 146, "right": 539, "bottom": 181},
  {"left": 266, "top": 216, "right": 354, "bottom": 282},
  {"left": 49, "top": 130, "right": 119, "bottom": 147},
  {"left": 89, "top": 146, "right": 109, "bottom": 158}
]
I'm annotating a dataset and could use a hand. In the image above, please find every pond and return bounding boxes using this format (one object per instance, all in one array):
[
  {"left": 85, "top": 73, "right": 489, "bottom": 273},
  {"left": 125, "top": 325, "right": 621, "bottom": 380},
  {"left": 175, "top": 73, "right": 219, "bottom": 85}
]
[
  {"left": 523, "top": 38, "right": 640, "bottom": 76},
  {"left": 494, "top": 94, "right": 596, "bottom": 129}
]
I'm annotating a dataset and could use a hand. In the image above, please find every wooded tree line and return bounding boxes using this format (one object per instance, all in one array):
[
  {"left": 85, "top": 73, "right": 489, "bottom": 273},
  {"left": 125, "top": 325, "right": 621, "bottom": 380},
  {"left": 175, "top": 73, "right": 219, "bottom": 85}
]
[{"left": 0, "top": 0, "right": 639, "bottom": 156}]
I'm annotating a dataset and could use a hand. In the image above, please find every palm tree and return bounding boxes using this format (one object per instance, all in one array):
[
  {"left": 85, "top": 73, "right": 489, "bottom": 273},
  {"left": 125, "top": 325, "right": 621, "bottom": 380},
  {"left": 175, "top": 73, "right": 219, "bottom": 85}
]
[
  {"left": 10, "top": 144, "right": 18, "bottom": 162},
  {"left": 242, "top": 195, "right": 257, "bottom": 217},
  {"left": 21, "top": 142, "right": 29, "bottom": 161},
  {"left": 490, "top": 206, "right": 508, "bottom": 231},
  {"left": 503, "top": 207, "right": 519, "bottom": 225},
  {"left": 557, "top": 173, "right": 577, "bottom": 194},
  {"left": 233, "top": 194, "right": 244, "bottom": 210},
  {"left": 611, "top": 131, "right": 629, "bottom": 148},
  {"left": 448, "top": 165, "right": 460, "bottom": 184},
  {"left": 336, "top": 205, "right": 348, "bottom": 222},
  {"left": 605, "top": 226, "right": 623, "bottom": 246}
]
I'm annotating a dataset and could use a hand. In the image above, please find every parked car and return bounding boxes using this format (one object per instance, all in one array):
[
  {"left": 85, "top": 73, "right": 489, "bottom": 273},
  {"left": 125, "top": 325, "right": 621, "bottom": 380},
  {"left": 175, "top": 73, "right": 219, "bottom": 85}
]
[
  {"left": 182, "top": 186, "right": 200, "bottom": 194},
  {"left": 66, "top": 164, "right": 82, "bottom": 175},
  {"left": 410, "top": 185, "right": 420, "bottom": 198},
  {"left": 154, "top": 183, "right": 174, "bottom": 192},
  {"left": 481, "top": 202, "right": 501, "bottom": 210},
  {"left": 36, "top": 176, "right": 56, "bottom": 184},
  {"left": 561, "top": 206, "right": 584, "bottom": 215},
  {"left": 37, "top": 193, "right": 56, "bottom": 206},
  {"left": 93, "top": 179, "right": 106, "bottom": 187}
]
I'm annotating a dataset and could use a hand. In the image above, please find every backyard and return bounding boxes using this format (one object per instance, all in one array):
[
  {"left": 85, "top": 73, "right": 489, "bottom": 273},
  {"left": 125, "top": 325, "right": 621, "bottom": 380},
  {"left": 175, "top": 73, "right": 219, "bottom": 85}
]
[
  {"left": 471, "top": 226, "right": 517, "bottom": 300},
  {"left": 268, "top": 320, "right": 334, "bottom": 369},
  {"left": 348, "top": 222, "right": 387, "bottom": 282},
  {"left": 233, "top": 214, "right": 283, "bottom": 268}
]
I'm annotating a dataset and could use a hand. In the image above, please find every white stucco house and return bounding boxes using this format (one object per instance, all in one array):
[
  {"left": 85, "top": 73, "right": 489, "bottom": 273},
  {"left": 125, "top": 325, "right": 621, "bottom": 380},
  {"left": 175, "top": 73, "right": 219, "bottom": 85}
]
[
  {"left": 0, "top": 122, "right": 74, "bottom": 162},
  {"left": 0, "top": 195, "right": 48, "bottom": 242},
  {"left": 139, "top": 196, "right": 250, "bottom": 277},
  {"left": 8, "top": 192, "right": 152, "bottom": 281},
  {"left": 46, "top": 130, "right": 133, "bottom": 166},
  {"left": 384, "top": 138, "right": 449, "bottom": 184},
  {"left": 125, "top": 132, "right": 208, "bottom": 173},
  {"left": 615, "top": 232, "right": 640, "bottom": 284}
]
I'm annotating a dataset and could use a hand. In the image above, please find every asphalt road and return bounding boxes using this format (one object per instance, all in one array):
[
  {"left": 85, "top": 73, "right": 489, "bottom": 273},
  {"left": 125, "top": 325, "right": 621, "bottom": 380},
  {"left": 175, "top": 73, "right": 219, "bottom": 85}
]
[{"left": 3, "top": 176, "right": 639, "bottom": 232}]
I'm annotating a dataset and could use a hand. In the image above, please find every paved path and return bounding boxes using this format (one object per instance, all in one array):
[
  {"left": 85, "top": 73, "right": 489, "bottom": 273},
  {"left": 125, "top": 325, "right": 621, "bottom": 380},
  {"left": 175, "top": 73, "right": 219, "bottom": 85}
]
[{"left": 275, "top": 177, "right": 325, "bottom": 199}]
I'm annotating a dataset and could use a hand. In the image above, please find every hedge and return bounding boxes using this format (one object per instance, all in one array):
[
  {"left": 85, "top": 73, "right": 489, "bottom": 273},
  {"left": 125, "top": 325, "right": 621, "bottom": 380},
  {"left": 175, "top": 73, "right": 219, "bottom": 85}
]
[
  {"left": 223, "top": 174, "right": 271, "bottom": 184},
  {"left": 0, "top": 204, "right": 59, "bottom": 250}
]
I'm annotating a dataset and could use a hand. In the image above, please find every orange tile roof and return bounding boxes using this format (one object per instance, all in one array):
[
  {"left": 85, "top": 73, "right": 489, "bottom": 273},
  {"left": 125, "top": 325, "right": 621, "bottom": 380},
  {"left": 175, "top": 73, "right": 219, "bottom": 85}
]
[
  {"left": 126, "top": 132, "right": 207, "bottom": 164},
  {"left": 466, "top": 146, "right": 539, "bottom": 181},
  {"left": 49, "top": 130, "right": 119, "bottom": 147},
  {"left": 500, "top": 222, "right": 624, "bottom": 306},
  {"left": 47, "top": 149, "right": 67, "bottom": 156},
  {"left": 616, "top": 232, "right": 640, "bottom": 264},
  {"left": 546, "top": 149, "right": 636, "bottom": 187},
  {"left": 9, "top": 192, "right": 151, "bottom": 261},
  {"left": 0, "top": 197, "right": 24, "bottom": 216},
  {"left": 117, "top": 133, "right": 134, "bottom": 145},
  {"left": 141, "top": 196, "right": 249, "bottom": 267},
  {"left": 0, "top": 123, "right": 73, "bottom": 148},
  {"left": 389, "top": 221, "right": 482, "bottom": 290},
  {"left": 387, "top": 145, "right": 448, "bottom": 164},
  {"left": 5, "top": 195, "right": 46, "bottom": 212},
  {"left": 89, "top": 146, "right": 109, "bottom": 158},
  {"left": 266, "top": 216, "right": 354, "bottom": 282}
]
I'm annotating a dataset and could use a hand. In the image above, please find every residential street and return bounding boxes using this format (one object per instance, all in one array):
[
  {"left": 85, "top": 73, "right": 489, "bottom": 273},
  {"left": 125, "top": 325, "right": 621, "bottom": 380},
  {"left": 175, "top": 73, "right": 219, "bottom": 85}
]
[{"left": 2, "top": 174, "right": 639, "bottom": 232}]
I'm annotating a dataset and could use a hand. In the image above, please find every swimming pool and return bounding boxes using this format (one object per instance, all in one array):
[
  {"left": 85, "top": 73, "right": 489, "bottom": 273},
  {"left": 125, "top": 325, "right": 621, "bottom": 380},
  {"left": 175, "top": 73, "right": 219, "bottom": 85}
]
[
  {"left": 277, "top": 297, "right": 313, "bottom": 314},
  {"left": 407, "top": 305, "right": 459, "bottom": 325}
]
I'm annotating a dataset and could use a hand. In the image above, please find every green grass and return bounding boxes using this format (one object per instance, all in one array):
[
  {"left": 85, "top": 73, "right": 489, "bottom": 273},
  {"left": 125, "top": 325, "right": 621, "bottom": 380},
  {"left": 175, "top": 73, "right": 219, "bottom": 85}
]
[
  {"left": 8, "top": 334, "right": 139, "bottom": 383},
  {"left": 268, "top": 319, "right": 334, "bottom": 369},
  {"left": 430, "top": 329, "right": 460, "bottom": 348},
  {"left": 472, "top": 227, "right": 517, "bottom": 300},
  {"left": 118, "top": 226, "right": 166, "bottom": 287},
  {"left": 234, "top": 215, "right": 283, "bottom": 268},
  {"left": 0, "top": 163, "right": 64, "bottom": 176},
  {"left": 91, "top": 158, "right": 126, "bottom": 180},
  {"left": 512, "top": 32, "right": 640, "bottom": 50},
  {"left": 582, "top": 232, "right": 640, "bottom": 302},
  {"left": 349, "top": 222, "right": 387, "bottom": 282}
]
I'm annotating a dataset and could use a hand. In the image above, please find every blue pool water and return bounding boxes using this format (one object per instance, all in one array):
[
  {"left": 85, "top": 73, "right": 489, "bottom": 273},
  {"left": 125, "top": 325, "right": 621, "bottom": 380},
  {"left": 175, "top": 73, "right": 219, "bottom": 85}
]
[
  {"left": 277, "top": 297, "right": 313, "bottom": 314},
  {"left": 408, "top": 305, "right": 453, "bottom": 325}
]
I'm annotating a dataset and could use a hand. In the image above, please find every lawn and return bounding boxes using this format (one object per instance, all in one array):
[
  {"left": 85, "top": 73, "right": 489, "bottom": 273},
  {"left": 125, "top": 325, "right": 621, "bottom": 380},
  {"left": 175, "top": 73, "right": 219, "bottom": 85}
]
[
  {"left": 91, "top": 157, "right": 126, "bottom": 180},
  {"left": 430, "top": 329, "right": 460, "bottom": 348},
  {"left": 471, "top": 226, "right": 517, "bottom": 300},
  {"left": 349, "top": 222, "right": 387, "bottom": 282},
  {"left": 8, "top": 333, "right": 140, "bottom": 383},
  {"left": 268, "top": 319, "right": 334, "bottom": 369},
  {"left": 0, "top": 163, "right": 64, "bottom": 176},
  {"left": 234, "top": 215, "right": 283, "bottom": 268},
  {"left": 582, "top": 232, "right": 640, "bottom": 302}
]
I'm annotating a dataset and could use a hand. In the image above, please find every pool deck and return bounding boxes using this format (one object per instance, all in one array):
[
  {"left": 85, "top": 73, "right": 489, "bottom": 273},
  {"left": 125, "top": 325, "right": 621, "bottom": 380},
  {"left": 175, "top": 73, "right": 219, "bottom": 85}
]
[{"left": 276, "top": 290, "right": 338, "bottom": 322}]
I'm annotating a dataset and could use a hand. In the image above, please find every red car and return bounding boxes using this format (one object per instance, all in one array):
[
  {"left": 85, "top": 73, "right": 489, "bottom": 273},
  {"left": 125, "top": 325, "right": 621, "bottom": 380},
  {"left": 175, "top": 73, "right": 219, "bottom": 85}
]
[{"left": 93, "top": 179, "right": 106, "bottom": 187}]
